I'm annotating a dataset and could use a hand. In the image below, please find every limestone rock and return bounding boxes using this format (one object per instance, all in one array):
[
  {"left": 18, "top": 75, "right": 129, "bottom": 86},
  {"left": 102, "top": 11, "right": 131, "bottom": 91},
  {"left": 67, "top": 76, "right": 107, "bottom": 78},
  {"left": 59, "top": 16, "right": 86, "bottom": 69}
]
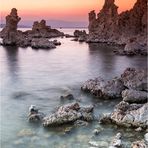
[
  {"left": 81, "top": 77, "right": 125, "bottom": 99},
  {"left": 110, "top": 102, "right": 148, "bottom": 128},
  {"left": 42, "top": 103, "right": 94, "bottom": 127},
  {"left": 109, "top": 133, "right": 122, "bottom": 148},
  {"left": 122, "top": 89, "right": 148, "bottom": 104},
  {"left": 121, "top": 68, "right": 147, "bottom": 91},
  {"left": 1, "top": 8, "right": 21, "bottom": 45},
  {"left": 88, "top": 0, "right": 147, "bottom": 50},
  {"left": 131, "top": 140, "right": 147, "bottom": 148}
]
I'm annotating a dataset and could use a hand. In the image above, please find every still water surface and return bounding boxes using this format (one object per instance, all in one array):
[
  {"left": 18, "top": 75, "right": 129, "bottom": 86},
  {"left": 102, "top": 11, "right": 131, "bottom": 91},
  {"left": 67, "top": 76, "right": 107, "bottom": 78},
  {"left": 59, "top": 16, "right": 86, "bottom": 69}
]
[{"left": 0, "top": 28, "right": 147, "bottom": 148}]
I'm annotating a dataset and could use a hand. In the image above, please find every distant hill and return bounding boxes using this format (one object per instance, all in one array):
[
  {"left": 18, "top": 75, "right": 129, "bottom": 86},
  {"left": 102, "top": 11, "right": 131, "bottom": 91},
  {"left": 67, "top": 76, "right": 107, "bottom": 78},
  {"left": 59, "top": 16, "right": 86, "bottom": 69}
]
[{"left": 0, "top": 19, "right": 88, "bottom": 29}]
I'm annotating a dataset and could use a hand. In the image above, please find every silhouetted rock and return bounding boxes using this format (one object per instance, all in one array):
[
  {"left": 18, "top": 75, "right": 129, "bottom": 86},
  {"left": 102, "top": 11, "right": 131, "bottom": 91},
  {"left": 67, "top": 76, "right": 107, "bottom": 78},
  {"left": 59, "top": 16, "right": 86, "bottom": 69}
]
[
  {"left": 88, "top": 0, "right": 147, "bottom": 55},
  {"left": 1, "top": 8, "right": 21, "bottom": 45},
  {"left": 25, "top": 20, "right": 64, "bottom": 38}
]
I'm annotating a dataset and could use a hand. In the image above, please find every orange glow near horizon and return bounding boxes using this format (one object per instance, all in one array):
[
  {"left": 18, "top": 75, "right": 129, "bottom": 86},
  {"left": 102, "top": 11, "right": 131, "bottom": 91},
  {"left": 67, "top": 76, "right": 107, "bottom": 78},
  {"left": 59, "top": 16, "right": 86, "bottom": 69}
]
[{"left": 0, "top": 0, "right": 136, "bottom": 22}]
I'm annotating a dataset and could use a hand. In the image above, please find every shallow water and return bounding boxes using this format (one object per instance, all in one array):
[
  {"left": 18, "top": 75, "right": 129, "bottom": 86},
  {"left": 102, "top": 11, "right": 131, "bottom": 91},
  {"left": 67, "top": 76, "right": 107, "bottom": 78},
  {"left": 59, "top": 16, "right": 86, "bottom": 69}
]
[{"left": 0, "top": 28, "right": 147, "bottom": 148}]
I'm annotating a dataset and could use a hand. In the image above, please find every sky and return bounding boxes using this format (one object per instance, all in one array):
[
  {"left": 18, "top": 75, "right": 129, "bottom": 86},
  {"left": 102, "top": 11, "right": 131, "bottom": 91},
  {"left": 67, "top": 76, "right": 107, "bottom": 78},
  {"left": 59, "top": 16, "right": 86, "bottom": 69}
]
[{"left": 0, "top": 0, "right": 136, "bottom": 27}]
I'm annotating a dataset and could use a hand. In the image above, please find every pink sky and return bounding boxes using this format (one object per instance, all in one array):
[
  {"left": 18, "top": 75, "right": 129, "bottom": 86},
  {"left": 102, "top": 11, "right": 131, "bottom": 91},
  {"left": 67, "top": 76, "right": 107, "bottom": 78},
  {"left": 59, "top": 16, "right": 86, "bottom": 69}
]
[{"left": 1, "top": 0, "right": 136, "bottom": 22}]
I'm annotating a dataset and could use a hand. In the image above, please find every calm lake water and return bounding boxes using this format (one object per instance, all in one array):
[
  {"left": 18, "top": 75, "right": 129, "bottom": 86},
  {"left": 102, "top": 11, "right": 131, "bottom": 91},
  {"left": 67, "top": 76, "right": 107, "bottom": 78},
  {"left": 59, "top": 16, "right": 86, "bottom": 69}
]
[{"left": 0, "top": 28, "right": 147, "bottom": 148}]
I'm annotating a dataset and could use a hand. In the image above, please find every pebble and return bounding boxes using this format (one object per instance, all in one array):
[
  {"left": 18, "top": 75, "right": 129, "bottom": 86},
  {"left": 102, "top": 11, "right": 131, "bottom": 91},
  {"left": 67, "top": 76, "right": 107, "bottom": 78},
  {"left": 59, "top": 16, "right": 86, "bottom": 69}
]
[
  {"left": 135, "top": 127, "right": 142, "bottom": 132},
  {"left": 144, "top": 133, "right": 148, "bottom": 143}
]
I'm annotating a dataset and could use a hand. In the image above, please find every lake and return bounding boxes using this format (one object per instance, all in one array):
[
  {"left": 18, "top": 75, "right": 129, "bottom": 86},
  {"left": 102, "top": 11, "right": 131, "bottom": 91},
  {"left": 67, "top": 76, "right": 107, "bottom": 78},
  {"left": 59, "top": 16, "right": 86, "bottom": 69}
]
[{"left": 0, "top": 28, "right": 147, "bottom": 148}]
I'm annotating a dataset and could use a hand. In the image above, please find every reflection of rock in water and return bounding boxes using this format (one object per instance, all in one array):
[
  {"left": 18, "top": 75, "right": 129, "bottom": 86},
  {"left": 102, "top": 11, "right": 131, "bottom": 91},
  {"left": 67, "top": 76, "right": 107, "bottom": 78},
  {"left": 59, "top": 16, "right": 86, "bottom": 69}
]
[
  {"left": 88, "top": 43, "right": 117, "bottom": 75},
  {"left": 4, "top": 46, "right": 19, "bottom": 81}
]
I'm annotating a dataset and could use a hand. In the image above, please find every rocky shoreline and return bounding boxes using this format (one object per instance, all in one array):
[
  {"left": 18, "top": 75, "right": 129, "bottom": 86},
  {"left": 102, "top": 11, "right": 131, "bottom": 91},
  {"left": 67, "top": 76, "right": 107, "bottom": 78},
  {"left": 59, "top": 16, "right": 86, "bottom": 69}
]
[{"left": 27, "top": 67, "right": 147, "bottom": 147}]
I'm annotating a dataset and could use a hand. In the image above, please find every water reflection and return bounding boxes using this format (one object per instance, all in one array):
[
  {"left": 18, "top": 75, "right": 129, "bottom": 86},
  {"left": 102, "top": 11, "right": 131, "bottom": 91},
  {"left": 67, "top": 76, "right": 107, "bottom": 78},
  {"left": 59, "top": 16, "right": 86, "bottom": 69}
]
[
  {"left": 88, "top": 43, "right": 117, "bottom": 78},
  {"left": 3, "top": 46, "right": 19, "bottom": 81}
]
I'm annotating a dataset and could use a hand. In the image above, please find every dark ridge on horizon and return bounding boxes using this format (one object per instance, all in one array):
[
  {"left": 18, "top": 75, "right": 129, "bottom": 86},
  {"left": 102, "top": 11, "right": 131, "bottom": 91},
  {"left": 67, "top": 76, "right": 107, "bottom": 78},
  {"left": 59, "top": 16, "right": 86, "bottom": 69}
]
[{"left": 0, "top": 19, "right": 88, "bottom": 28}]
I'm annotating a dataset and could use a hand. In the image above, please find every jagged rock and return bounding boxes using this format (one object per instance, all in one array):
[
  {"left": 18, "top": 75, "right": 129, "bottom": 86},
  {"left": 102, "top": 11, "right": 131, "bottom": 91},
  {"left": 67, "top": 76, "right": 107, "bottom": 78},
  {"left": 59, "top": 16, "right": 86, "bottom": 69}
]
[
  {"left": 131, "top": 140, "right": 147, "bottom": 148},
  {"left": 31, "top": 38, "right": 56, "bottom": 49},
  {"left": 88, "top": 0, "right": 147, "bottom": 53},
  {"left": 122, "top": 89, "right": 148, "bottom": 104},
  {"left": 42, "top": 103, "right": 94, "bottom": 127},
  {"left": 121, "top": 68, "right": 147, "bottom": 91},
  {"left": 81, "top": 77, "right": 125, "bottom": 99},
  {"left": 110, "top": 102, "right": 148, "bottom": 128},
  {"left": 109, "top": 133, "right": 122, "bottom": 148},
  {"left": 1, "top": 8, "right": 21, "bottom": 45}
]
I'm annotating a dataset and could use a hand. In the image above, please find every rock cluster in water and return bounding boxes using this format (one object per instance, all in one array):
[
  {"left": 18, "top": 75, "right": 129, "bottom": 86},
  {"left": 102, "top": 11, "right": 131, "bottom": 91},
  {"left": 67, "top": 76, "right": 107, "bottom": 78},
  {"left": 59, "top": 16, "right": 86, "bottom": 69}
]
[
  {"left": 28, "top": 103, "right": 94, "bottom": 127},
  {"left": 86, "top": 0, "right": 147, "bottom": 55},
  {"left": 0, "top": 8, "right": 64, "bottom": 49},
  {"left": 82, "top": 67, "right": 148, "bottom": 129}
]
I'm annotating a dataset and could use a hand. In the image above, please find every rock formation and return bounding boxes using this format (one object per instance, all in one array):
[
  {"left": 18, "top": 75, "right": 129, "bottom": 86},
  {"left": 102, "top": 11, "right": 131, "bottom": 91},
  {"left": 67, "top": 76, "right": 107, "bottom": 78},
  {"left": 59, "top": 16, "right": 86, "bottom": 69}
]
[
  {"left": 1, "top": 8, "right": 21, "bottom": 45},
  {"left": 83, "top": 67, "right": 148, "bottom": 128},
  {"left": 25, "top": 20, "right": 64, "bottom": 38},
  {"left": 0, "top": 9, "right": 64, "bottom": 49},
  {"left": 88, "top": 0, "right": 147, "bottom": 51}
]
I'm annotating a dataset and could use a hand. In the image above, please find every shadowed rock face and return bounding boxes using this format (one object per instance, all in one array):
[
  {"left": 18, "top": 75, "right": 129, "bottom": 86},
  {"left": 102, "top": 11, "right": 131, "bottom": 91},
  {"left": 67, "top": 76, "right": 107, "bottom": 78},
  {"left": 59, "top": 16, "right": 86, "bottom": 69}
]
[
  {"left": 88, "top": 0, "right": 147, "bottom": 46},
  {"left": 2, "top": 8, "right": 21, "bottom": 45}
]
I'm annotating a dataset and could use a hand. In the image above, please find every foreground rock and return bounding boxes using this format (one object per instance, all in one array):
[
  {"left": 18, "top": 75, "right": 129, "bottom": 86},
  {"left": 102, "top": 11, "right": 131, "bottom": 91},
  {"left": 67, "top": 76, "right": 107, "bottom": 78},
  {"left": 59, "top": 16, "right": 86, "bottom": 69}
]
[
  {"left": 122, "top": 89, "right": 148, "bottom": 104},
  {"left": 109, "top": 133, "right": 122, "bottom": 148},
  {"left": 81, "top": 77, "right": 125, "bottom": 99},
  {"left": 43, "top": 103, "right": 94, "bottom": 127},
  {"left": 121, "top": 68, "right": 147, "bottom": 91},
  {"left": 108, "top": 102, "right": 148, "bottom": 128},
  {"left": 88, "top": 0, "right": 147, "bottom": 51},
  {"left": 131, "top": 140, "right": 147, "bottom": 148}
]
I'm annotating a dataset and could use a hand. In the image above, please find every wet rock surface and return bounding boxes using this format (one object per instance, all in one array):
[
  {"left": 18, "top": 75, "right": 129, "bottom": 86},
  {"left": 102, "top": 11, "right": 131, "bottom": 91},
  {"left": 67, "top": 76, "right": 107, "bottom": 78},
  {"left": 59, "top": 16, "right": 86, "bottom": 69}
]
[
  {"left": 43, "top": 103, "right": 94, "bottom": 127},
  {"left": 81, "top": 77, "right": 125, "bottom": 99},
  {"left": 109, "top": 133, "right": 122, "bottom": 148},
  {"left": 131, "top": 140, "right": 147, "bottom": 148}
]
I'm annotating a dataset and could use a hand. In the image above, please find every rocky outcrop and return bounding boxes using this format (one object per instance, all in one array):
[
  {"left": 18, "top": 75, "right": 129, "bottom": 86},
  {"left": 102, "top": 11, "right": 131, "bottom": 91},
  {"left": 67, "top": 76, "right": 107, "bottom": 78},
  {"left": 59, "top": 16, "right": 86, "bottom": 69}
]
[
  {"left": 43, "top": 103, "right": 94, "bottom": 127},
  {"left": 73, "top": 30, "right": 88, "bottom": 42},
  {"left": 122, "top": 89, "right": 148, "bottom": 104},
  {"left": 0, "top": 9, "right": 63, "bottom": 49},
  {"left": 25, "top": 20, "right": 64, "bottom": 38},
  {"left": 1, "top": 8, "right": 21, "bottom": 45},
  {"left": 121, "top": 68, "right": 147, "bottom": 91},
  {"left": 131, "top": 140, "right": 147, "bottom": 148},
  {"left": 81, "top": 77, "right": 125, "bottom": 99},
  {"left": 88, "top": 0, "right": 147, "bottom": 54}
]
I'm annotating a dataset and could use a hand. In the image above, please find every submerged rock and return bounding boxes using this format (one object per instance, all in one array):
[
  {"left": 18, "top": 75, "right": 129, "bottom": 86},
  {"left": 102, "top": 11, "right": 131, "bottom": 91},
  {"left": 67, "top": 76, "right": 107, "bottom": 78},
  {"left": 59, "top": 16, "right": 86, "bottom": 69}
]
[
  {"left": 81, "top": 77, "right": 125, "bottom": 99},
  {"left": 43, "top": 103, "right": 94, "bottom": 127},
  {"left": 60, "top": 94, "right": 74, "bottom": 100},
  {"left": 122, "top": 89, "right": 148, "bottom": 104}
]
